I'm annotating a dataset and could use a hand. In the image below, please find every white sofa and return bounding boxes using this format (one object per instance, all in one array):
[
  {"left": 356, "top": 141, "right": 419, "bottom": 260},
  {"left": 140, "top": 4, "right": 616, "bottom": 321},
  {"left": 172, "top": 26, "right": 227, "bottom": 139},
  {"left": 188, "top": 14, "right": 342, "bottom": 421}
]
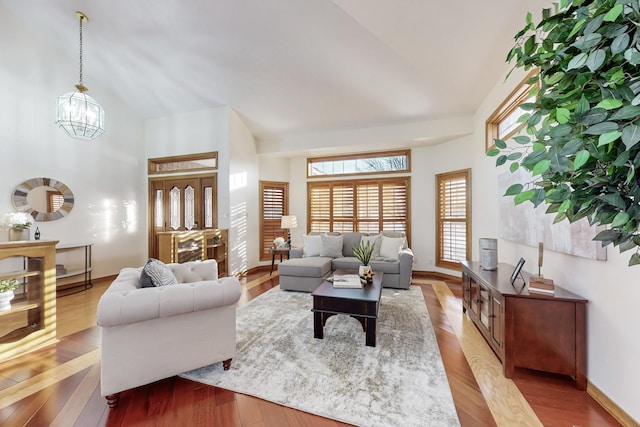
[{"left": 96, "top": 259, "right": 241, "bottom": 408}]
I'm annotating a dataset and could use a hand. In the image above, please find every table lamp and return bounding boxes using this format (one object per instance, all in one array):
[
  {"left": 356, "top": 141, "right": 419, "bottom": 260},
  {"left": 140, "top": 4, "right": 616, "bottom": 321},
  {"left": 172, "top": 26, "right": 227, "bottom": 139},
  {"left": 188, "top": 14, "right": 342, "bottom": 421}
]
[{"left": 280, "top": 215, "right": 297, "bottom": 248}]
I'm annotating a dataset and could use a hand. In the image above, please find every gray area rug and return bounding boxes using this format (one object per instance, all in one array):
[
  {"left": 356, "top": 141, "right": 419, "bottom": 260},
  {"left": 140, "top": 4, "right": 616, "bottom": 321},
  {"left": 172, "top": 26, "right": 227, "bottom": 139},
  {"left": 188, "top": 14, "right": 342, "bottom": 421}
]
[{"left": 181, "top": 285, "right": 460, "bottom": 427}]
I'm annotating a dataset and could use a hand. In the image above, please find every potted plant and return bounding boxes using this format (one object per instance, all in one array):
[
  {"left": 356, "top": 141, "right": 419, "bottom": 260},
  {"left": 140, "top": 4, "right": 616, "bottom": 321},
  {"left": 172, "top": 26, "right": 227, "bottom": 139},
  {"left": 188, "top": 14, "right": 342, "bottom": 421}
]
[
  {"left": 353, "top": 240, "right": 374, "bottom": 276},
  {"left": 489, "top": 0, "right": 640, "bottom": 266},
  {"left": 0, "top": 278, "right": 20, "bottom": 311},
  {"left": 0, "top": 212, "right": 33, "bottom": 241}
]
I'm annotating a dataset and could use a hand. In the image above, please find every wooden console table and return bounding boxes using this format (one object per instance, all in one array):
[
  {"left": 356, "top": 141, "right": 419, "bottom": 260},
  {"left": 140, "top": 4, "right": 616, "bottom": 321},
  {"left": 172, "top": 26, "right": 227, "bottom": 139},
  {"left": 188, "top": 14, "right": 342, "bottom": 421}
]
[{"left": 460, "top": 260, "right": 587, "bottom": 390}]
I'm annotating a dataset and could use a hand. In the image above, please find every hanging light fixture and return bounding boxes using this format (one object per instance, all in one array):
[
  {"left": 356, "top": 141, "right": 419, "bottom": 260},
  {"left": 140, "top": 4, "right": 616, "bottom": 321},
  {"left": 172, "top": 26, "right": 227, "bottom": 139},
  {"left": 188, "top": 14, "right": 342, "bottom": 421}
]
[{"left": 55, "top": 11, "right": 105, "bottom": 140}]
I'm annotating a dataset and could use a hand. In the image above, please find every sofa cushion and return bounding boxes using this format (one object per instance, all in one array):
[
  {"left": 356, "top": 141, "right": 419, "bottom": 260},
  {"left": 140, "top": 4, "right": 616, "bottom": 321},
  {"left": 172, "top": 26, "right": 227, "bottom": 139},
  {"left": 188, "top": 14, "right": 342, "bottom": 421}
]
[
  {"left": 379, "top": 236, "right": 406, "bottom": 261},
  {"left": 341, "top": 232, "right": 365, "bottom": 257},
  {"left": 370, "top": 260, "right": 400, "bottom": 274},
  {"left": 331, "top": 256, "right": 363, "bottom": 271},
  {"left": 320, "top": 234, "right": 343, "bottom": 258},
  {"left": 140, "top": 258, "right": 177, "bottom": 287},
  {"left": 302, "top": 234, "right": 322, "bottom": 257},
  {"left": 278, "top": 257, "right": 332, "bottom": 278}
]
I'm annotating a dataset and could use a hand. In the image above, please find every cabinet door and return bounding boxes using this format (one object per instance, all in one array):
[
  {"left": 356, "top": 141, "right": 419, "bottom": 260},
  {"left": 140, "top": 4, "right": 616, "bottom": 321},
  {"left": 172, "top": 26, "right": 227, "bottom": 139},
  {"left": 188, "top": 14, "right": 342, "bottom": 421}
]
[
  {"left": 462, "top": 273, "right": 471, "bottom": 312},
  {"left": 469, "top": 278, "right": 480, "bottom": 318},
  {"left": 490, "top": 294, "right": 503, "bottom": 349},
  {"left": 479, "top": 285, "right": 491, "bottom": 330}
]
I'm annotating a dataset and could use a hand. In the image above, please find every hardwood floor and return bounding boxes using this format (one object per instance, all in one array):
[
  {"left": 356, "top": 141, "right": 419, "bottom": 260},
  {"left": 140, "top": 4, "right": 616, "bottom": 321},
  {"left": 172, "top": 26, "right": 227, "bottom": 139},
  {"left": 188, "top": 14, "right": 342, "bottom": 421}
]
[{"left": 0, "top": 270, "right": 623, "bottom": 426}]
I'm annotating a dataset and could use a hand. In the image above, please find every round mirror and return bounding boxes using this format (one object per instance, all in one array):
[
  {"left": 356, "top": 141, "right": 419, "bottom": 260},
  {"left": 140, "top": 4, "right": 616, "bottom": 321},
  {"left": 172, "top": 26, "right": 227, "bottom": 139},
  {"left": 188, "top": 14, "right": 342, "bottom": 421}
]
[{"left": 12, "top": 178, "right": 74, "bottom": 222}]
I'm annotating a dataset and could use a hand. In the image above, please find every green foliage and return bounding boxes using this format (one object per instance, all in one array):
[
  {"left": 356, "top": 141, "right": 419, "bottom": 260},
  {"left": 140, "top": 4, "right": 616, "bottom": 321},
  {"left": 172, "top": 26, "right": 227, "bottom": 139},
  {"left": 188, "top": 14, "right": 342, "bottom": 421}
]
[
  {"left": 494, "top": 0, "right": 640, "bottom": 266},
  {"left": 352, "top": 240, "right": 374, "bottom": 266},
  {"left": 0, "top": 279, "right": 19, "bottom": 293}
]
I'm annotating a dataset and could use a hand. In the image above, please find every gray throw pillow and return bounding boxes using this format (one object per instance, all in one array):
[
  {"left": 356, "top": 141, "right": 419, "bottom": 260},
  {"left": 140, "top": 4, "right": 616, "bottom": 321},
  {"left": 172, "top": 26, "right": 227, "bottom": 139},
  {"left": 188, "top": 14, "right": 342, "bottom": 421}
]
[
  {"left": 320, "top": 234, "right": 344, "bottom": 258},
  {"left": 140, "top": 258, "right": 177, "bottom": 287}
]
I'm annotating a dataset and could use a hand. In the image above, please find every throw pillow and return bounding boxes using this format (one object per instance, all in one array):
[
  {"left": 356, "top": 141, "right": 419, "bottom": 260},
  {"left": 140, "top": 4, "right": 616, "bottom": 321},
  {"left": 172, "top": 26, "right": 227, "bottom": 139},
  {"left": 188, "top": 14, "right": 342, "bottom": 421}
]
[
  {"left": 320, "top": 234, "right": 344, "bottom": 258},
  {"left": 301, "top": 234, "right": 322, "bottom": 257},
  {"left": 360, "top": 234, "right": 381, "bottom": 259},
  {"left": 379, "top": 236, "right": 406, "bottom": 262},
  {"left": 381, "top": 230, "right": 408, "bottom": 249},
  {"left": 140, "top": 258, "right": 178, "bottom": 287}
]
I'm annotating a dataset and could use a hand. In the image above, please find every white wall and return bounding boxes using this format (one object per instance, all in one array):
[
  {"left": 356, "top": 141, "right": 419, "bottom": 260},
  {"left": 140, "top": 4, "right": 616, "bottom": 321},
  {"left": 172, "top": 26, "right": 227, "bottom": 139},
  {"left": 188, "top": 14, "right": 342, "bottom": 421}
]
[
  {"left": 228, "top": 109, "right": 259, "bottom": 274},
  {"left": 0, "top": 9, "right": 147, "bottom": 277}
]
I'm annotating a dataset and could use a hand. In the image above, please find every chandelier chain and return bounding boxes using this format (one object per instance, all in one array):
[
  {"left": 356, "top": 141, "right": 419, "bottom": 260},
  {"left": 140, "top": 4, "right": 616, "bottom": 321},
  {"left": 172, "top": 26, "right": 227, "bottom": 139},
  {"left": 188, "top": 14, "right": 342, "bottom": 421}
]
[{"left": 78, "top": 15, "right": 83, "bottom": 86}]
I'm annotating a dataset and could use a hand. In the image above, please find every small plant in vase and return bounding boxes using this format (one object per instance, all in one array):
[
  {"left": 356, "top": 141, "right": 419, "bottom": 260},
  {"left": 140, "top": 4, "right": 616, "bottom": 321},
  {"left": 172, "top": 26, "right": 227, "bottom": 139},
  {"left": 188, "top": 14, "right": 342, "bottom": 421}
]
[
  {"left": 0, "top": 212, "right": 33, "bottom": 241},
  {"left": 353, "top": 240, "right": 374, "bottom": 276},
  {"left": 0, "top": 278, "right": 20, "bottom": 311}
]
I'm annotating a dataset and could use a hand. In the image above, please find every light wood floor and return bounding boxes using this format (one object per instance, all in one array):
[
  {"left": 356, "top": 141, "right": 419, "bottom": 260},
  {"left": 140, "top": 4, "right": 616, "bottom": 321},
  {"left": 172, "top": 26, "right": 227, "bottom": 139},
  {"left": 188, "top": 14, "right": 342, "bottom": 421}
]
[{"left": 0, "top": 271, "right": 623, "bottom": 426}]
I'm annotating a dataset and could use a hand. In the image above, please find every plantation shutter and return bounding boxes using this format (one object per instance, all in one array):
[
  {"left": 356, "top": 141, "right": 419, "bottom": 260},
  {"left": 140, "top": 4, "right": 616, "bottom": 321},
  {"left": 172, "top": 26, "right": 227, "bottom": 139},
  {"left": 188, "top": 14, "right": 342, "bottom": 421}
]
[
  {"left": 260, "top": 182, "right": 288, "bottom": 261},
  {"left": 308, "top": 178, "right": 410, "bottom": 241},
  {"left": 309, "top": 185, "right": 331, "bottom": 232},
  {"left": 436, "top": 170, "right": 471, "bottom": 270}
]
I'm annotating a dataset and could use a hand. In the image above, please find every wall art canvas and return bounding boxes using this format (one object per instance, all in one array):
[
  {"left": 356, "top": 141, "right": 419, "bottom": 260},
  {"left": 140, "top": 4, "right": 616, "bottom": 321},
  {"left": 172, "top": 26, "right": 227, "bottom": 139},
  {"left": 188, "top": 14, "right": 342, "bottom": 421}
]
[{"left": 497, "top": 169, "right": 606, "bottom": 261}]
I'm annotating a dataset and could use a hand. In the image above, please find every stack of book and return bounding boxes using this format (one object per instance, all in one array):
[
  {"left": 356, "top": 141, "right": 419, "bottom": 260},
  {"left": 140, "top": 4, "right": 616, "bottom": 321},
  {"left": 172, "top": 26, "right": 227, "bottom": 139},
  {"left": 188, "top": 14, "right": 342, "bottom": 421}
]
[
  {"left": 331, "top": 274, "right": 362, "bottom": 289},
  {"left": 528, "top": 277, "right": 555, "bottom": 295}
]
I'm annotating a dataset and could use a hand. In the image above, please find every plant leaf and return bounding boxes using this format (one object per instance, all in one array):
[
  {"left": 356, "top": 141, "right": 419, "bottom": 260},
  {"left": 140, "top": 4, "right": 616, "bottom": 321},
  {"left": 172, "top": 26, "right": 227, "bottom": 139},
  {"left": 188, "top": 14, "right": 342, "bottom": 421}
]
[
  {"left": 487, "top": 148, "right": 500, "bottom": 157},
  {"left": 567, "top": 52, "right": 588, "bottom": 70},
  {"left": 593, "top": 229, "right": 622, "bottom": 241},
  {"left": 587, "top": 49, "right": 606, "bottom": 72},
  {"left": 629, "top": 253, "right": 640, "bottom": 266},
  {"left": 595, "top": 99, "right": 623, "bottom": 110},
  {"left": 611, "top": 33, "right": 630, "bottom": 55},
  {"left": 496, "top": 155, "right": 507, "bottom": 166},
  {"left": 611, "top": 211, "right": 630, "bottom": 228},
  {"left": 507, "top": 152, "right": 523, "bottom": 160},
  {"left": 577, "top": 108, "right": 607, "bottom": 125},
  {"left": 574, "top": 150, "right": 590, "bottom": 169},
  {"left": 603, "top": 4, "right": 623, "bottom": 22},
  {"left": 584, "top": 121, "right": 619, "bottom": 135},
  {"left": 510, "top": 162, "right": 520, "bottom": 173},
  {"left": 494, "top": 138, "right": 507, "bottom": 149},
  {"left": 504, "top": 183, "right": 524, "bottom": 196},
  {"left": 598, "top": 130, "right": 622, "bottom": 146},
  {"left": 532, "top": 159, "right": 551, "bottom": 175},
  {"left": 611, "top": 105, "right": 640, "bottom": 120},
  {"left": 556, "top": 107, "right": 571, "bottom": 124},
  {"left": 513, "top": 135, "right": 531, "bottom": 144},
  {"left": 622, "top": 124, "right": 640, "bottom": 149},
  {"left": 514, "top": 189, "right": 537, "bottom": 205}
]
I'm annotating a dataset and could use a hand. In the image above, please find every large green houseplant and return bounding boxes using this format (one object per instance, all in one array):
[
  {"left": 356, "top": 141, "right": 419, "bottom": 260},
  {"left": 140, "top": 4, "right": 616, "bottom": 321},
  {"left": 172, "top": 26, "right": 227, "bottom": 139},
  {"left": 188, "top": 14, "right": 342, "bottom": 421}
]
[{"left": 489, "top": 0, "right": 640, "bottom": 265}]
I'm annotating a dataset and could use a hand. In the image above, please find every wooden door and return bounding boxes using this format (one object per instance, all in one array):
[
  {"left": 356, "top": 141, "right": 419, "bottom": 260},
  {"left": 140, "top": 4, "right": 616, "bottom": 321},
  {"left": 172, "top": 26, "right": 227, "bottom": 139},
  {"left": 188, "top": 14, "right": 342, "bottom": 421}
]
[{"left": 148, "top": 174, "right": 217, "bottom": 258}]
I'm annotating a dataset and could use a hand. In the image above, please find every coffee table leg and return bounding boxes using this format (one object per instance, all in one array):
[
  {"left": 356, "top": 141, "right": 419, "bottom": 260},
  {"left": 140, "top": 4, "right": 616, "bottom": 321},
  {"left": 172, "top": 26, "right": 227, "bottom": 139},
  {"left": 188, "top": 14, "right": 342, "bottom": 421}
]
[
  {"left": 314, "top": 311, "right": 324, "bottom": 339},
  {"left": 365, "top": 318, "right": 376, "bottom": 347}
]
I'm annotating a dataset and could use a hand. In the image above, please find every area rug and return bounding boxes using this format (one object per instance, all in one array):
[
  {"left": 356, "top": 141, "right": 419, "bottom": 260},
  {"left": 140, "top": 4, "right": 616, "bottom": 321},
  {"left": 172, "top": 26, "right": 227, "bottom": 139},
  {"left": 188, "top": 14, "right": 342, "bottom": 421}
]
[{"left": 181, "top": 285, "right": 460, "bottom": 427}]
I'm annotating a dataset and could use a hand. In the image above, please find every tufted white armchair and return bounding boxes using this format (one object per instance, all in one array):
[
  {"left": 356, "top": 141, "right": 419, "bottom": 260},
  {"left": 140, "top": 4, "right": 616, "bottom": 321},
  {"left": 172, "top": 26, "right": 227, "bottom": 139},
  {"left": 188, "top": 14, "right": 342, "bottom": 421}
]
[{"left": 97, "top": 259, "right": 241, "bottom": 408}]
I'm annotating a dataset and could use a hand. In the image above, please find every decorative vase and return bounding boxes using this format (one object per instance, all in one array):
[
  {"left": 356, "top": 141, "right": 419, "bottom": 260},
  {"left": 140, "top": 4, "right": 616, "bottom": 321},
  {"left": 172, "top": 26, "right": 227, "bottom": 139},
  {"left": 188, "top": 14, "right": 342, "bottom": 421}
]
[
  {"left": 0, "top": 290, "right": 14, "bottom": 311},
  {"left": 8, "top": 227, "right": 30, "bottom": 241},
  {"left": 479, "top": 238, "right": 497, "bottom": 270},
  {"left": 358, "top": 265, "right": 371, "bottom": 276}
]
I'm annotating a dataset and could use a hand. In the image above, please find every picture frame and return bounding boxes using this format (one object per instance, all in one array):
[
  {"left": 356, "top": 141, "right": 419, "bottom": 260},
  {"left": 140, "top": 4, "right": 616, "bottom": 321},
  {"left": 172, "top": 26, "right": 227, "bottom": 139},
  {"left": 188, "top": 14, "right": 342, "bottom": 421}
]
[{"left": 510, "top": 257, "right": 526, "bottom": 286}]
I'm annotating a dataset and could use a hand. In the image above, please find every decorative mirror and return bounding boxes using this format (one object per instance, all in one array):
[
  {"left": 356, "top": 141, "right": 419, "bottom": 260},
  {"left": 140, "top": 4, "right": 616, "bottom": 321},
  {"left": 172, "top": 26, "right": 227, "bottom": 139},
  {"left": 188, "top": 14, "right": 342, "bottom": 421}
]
[{"left": 11, "top": 178, "right": 74, "bottom": 222}]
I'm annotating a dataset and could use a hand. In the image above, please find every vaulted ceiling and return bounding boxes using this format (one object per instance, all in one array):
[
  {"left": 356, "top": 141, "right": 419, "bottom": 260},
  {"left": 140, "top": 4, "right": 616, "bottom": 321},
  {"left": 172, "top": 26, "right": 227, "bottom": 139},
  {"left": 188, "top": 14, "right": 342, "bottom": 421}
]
[{"left": 1, "top": 0, "right": 551, "bottom": 153}]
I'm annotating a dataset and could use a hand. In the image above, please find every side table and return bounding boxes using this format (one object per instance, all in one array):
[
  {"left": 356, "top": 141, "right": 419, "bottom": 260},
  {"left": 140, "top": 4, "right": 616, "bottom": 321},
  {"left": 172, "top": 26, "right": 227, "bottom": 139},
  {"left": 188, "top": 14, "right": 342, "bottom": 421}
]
[{"left": 270, "top": 246, "right": 290, "bottom": 275}]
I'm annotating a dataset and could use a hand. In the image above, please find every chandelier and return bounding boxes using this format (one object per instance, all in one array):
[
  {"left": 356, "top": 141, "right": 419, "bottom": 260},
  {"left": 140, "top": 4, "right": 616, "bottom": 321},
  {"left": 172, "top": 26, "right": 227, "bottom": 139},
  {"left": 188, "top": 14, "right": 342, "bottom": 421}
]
[{"left": 55, "top": 11, "right": 105, "bottom": 140}]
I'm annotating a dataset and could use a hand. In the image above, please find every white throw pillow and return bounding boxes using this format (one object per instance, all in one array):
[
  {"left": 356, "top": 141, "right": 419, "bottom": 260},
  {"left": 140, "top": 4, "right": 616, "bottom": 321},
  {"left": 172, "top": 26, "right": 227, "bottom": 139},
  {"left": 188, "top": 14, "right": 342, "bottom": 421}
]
[
  {"left": 360, "top": 234, "right": 381, "bottom": 259},
  {"left": 302, "top": 234, "right": 322, "bottom": 257},
  {"left": 379, "top": 236, "right": 406, "bottom": 262},
  {"left": 320, "top": 234, "right": 343, "bottom": 258}
]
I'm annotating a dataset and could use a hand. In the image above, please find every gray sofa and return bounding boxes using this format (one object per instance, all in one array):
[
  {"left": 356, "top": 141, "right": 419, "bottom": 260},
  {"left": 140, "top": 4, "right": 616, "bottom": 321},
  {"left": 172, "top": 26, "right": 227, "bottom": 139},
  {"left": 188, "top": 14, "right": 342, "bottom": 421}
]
[{"left": 278, "top": 231, "right": 413, "bottom": 292}]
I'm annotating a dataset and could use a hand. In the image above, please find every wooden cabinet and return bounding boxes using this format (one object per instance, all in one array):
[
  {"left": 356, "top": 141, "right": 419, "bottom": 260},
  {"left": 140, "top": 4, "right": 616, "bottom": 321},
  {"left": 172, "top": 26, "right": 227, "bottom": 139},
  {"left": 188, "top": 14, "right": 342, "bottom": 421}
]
[
  {"left": 0, "top": 240, "right": 58, "bottom": 362},
  {"left": 461, "top": 260, "right": 587, "bottom": 390},
  {"left": 156, "top": 229, "right": 228, "bottom": 276}
]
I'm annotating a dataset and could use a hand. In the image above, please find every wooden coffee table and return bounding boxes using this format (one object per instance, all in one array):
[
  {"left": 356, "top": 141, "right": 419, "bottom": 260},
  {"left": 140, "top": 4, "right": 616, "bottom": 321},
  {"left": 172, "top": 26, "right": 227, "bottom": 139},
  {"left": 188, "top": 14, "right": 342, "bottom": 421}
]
[{"left": 311, "top": 270, "right": 383, "bottom": 347}]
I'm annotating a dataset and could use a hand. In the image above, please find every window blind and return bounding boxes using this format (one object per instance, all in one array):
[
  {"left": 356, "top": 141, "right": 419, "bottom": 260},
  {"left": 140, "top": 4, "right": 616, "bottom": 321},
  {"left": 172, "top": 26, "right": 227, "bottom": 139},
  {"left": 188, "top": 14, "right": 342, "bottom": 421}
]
[{"left": 436, "top": 170, "right": 471, "bottom": 270}]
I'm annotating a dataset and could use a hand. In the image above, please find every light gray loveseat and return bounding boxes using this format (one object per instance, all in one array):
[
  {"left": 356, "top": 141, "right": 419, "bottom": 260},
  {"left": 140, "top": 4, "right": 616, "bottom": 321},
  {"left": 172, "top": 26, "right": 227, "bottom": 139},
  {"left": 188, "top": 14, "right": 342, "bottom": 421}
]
[
  {"left": 278, "top": 231, "right": 413, "bottom": 292},
  {"left": 97, "top": 259, "right": 241, "bottom": 408}
]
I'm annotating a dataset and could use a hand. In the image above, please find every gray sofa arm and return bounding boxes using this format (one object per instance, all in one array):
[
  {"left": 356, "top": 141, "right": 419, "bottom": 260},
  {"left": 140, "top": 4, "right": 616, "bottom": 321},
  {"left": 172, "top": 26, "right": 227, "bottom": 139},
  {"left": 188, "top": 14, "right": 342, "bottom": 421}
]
[
  {"left": 398, "top": 248, "right": 414, "bottom": 288},
  {"left": 290, "top": 247, "right": 303, "bottom": 258},
  {"left": 97, "top": 277, "right": 241, "bottom": 327}
]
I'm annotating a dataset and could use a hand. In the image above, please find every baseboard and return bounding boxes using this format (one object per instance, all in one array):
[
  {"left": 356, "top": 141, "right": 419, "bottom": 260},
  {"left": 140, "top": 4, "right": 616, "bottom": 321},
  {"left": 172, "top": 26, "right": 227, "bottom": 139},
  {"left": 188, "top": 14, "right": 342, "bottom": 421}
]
[{"left": 587, "top": 381, "right": 639, "bottom": 427}]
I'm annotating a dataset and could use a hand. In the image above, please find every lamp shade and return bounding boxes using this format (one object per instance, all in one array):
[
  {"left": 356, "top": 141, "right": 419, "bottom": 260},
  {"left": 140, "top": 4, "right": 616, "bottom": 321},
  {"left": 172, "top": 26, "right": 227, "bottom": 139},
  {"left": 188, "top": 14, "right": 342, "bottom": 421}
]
[{"left": 280, "top": 215, "right": 297, "bottom": 229}]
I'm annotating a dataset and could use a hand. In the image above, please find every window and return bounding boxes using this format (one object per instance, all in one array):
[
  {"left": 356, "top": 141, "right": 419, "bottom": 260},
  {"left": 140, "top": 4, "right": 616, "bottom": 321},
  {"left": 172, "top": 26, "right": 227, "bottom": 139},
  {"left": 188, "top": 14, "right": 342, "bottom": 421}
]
[
  {"left": 308, "top": 177, "right": 410, "bottom": 240},
  {"left": 260, "top": 181, "right": 289, "bottom": 261},
  {"left": 436, "top": 169, "right": 471, "bottom": 270},
  {"left": 148, "top": 152, "right": 218, "bottom": 175},
  {"left": 307, "top": 150, "right": 410, "bottom": 178},
  {"left": 485, "top": 70, "right": 538, "bottom": 152}
]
